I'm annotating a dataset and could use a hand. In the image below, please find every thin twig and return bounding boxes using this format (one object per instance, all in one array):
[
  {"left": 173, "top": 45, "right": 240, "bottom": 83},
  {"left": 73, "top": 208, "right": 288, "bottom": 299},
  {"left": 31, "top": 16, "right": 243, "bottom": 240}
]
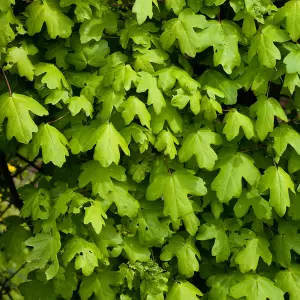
[
  {"left": 1, "top": 69, "right": 12, "bottom": 97},
  {"left": 16, "top": 154, "right": 40, "bottom": 172},
  {"left": 48, "top": 112, "right": 70, "bottom": 124}
]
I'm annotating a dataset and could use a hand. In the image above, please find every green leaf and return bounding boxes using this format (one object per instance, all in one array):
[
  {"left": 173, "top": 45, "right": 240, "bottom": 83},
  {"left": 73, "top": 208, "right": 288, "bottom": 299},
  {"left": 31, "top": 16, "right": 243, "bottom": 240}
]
[
  {"left": 146, "top": 169, "right": 207, "bottom": 221},
  {"left": 274, "top": 0, "right": 300, "bottom": 42},
  {"left": 26, "top": 0, "right": 73, "bottom": 38},
  {"left": 84, "top": 200, "right": 107, "bottom": 234},
  {"left": 62, "top": 237, "right": 102, "bottom": 276},
  {"left": 197, "top": 20, "right": 243, "bottom": 74},
  {"left": 201, "top": 95, "right": 222, "bottom": 120},
  {"left": 20, "top": 186, "right": 51, "bottom": 221},
  {"left": 229, "top": 274, "right": 284, "bottom": 300},
  {"left": 34, "top": 63, "right": 69, "bottom": 90},
  {"left": 283, "top": 47, "right": 300, "bottom": 74},
  {"left": 197, "top": 214, "right": 242, "bottom": 262},
  {"left": 223, "top": 109, "right": 254, "bottom": 141},
  {"left": 133, "top": 0, "right": 158, "bottom": 24},
  {"left": 165, "top": 0, "right": 186, "bottom": 14},
  {"left": 272, "top": 221, "right": 300, "bottom": 268},
  {"left": 212, "top": 148, "right": 260, "bottom": 202},
  {"left": 67, "top": 95, "right": 93, "bottom": 117},
  {"left": 161, "top": 235, "right": 200, "bottom": 278},
  {"left": 19, "top": 280, "right": 56, "bottom": 300},
  {"left": 136, "top": 72, "right": 166, "bottom": 114},
  {"left": 166, "top": 281, "right": 202, "bottom": 300},
  {"left": 0, "top": 12, "right": 15, "bottom": 48},
  {"left": 4, "top": 42, "right": 38, "bottom": 80},
  {"left": 235, "top": 233, "right": 272, "bottom": 273},
  {"left": 155, "top": 129, "right": 179, "bottom": 159},
  {"left": 234, "top": 188, "right": 272, "bottom": 219},
  {"left": 28, "top": 123, "right": 69, "bottom": 167},
  {"left": 79, "top": 271, "right": 119, "bottom": 300},
  {"left": 121, "top": 96, "right": 151, "bottom": 128},
  {"left": 259, "top": 166, "right": 295, "bottom": 216},
  {"left": 160, "top": 8, "right": 207, "bottom": 57},
  {"left": 178, "top": 128, "right": 222, "bottom": 170},
  {"left": 25, "top": 231, "right": 61, "bottom": 280},
  {"left": 250, "top": 95, "right": 288, "bottom": 141},
  {"left": 270, "top": 124, "right": 300, "bottom": 162},
  {"left": 123, "top": 235, "right": 151, "bottom": 262},
  {"left": 275, "top": 264, "right": 300, "bottom": 300},
  {"left": 78, "top": 160, "right": 126, "bottom": 197},
  {"left": 0, "top": 92, "right": 48, "bottom": 144},
  {"left": 248, "top": 25, "right": 289, "bottom": 68}
]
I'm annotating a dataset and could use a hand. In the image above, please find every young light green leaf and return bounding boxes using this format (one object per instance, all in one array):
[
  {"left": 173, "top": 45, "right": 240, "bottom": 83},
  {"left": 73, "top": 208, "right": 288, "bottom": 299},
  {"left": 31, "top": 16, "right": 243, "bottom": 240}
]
[
  {"left": 201, "top": 95, "right": 222, "bottom": 120},
  {"left": 161, "top": 235, "right": 200, "bottom": 278},
  {"left": 84, "top": 200, "right": 107, "bottom": 234},
  {"left": 160, "top": 8, "right": 207, "bottom": 57},
  {"left": 146, "top": 169, "right": 207, "bottom": 221},
  {"left": 223, "top": 109, "right": 254, "bottom": 141},
  {"left": 178, "top": 128, "right": 222, "bottom": 170},
  {"left": 67, "top": 95, "right": 93, "bottom": 117},
  {"left": 270, "top": 124, "right": 300, "bottom": 162},
  {"left": 259, "top": 166, "right": 295, "bottom": 216},
  {"left": 4, "top": 42, "right": 38, "bottom": 80},
  {"left": 133, "top": 0, "right": 158, "bottom": 24},
  {"left": 121, "top": 96, "right": 151, "bottom": 128},
  {"left": 28, "top": 123, "right": 69, "bottom": 167},
  {"left": 154, "top": 129, "right": 179, "bottom": 159},
  {"left": 0, "top": 92, "right": 48, "bottom": 144},
  {"left": 250, "top": 95, "right": 288, "bottom": 141},
  {"left": 275, "top": 264, "right": 300, "bottom": 300},
  {"left": 230, "top": 274, "right": 284, "bottom": 300},
  {"left": 26, "top": 0, "right": 73, "bottom": 38},
  {"left": 165, "top": 0, "right": 186, "bottom": 14},
  {"left": 212, "top": 148, "right": 260, "bottom": 202},
  {"left": 272, "top": 221, "right": 300, "bottom": 268},
  {"left": 78, "top": 160, "right": 126, "bottom": 197},
  {"left": 166, "top": 281, "right": 202, "bottom": 300},
  {"left": 123, "top": 235, "right": 151, "bottom": 262}
]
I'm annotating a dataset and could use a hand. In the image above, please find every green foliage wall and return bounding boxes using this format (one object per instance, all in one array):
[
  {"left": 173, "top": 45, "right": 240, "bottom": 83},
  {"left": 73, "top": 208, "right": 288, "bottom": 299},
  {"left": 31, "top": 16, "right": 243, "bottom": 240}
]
[{"left": 1, "top": 0, "right": 300, "bottom": 299}]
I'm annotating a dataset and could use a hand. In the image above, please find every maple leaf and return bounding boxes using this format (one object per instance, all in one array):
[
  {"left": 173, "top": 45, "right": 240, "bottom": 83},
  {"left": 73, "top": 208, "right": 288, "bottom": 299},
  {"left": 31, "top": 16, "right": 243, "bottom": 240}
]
[
  {"left": 259, "top": 166, "right": 295, "bottom": 216},
  {"left": 197, "top": 213, "right": 242, "bottom": 262},
  {"left": 198, "top": 70, "right": 240, "bottom": 104},
  {"left": 34, "top": 63, "right": 70, "bottom": 90},
  {"left": 45, "top": 41, "right": 69, "bottom": 70},
  {"left": 272, "top": 221, "right": 300, "bottom": 268},
  {"left": 243, "top": 0, "right": 277, "bottom": 23},
  {"left": 283, "top": 46, "right": 300, "bottom": 74},
  {"left": 62, "top": 237, "right": 102, "bottom": 276},
  {"left": 4, "top": 42, "right": 38, "bottom": 80},
  {"left": 201, "top": 95, "right": 223, "bottom": 120},
  {"left": 197, "top": 20, "right": 243, "bottom": 74},
  {"left": 67, "top": 95, "right": 93, "bottom": 117},
  {"left": 155, "top": 129, "right": 179, "bottom": 159},
  {"left": 274, "top": 0, "right": 300, "bottom": 41},
  {"left": 146, "top": 169, "right": 207, "bottom": 221},
  {"left": 128, "top": 200, "right": 171, "bottom": 247},
  {"left": 136, "top": 71, "right": 166, "bottom": 114},
  {"left": 78, "top": 160, "right": 126, "bottom": 197},
  {"left": 19, "top": 280, "right": 56, "bottom": 300},
  {"left": 28, "top": 123, "right": 69, "bottom": 167},
  {"left": 165, "top": 0, "right": 186, "bottom": 14},
  {"left": 79, "top": 8, "right": 118, "bottom": 43},
  {"left": 250, "top": 95, "right": 288, "bottom": 141},
  {"left": 283, "top": 72, "right": 300, "bottom": 93},
  {"left": 121, "top": 96, "right": 151, "bottom": 128},
  {"left": 161, "top": 235, "right": 200, "bottom": 278},
  {"left": 229, "top": 274, "right": 284, "bottom": 300},
  {"left": 289, "top": 192, "right": 300, "bottom": 220},
  {"left": 166, "top": 281, "right": 202, "bottom": 300},
  {"left": 211, "top": 147, "right": 261, "bottom": 202},
  {"left": 223, "top": 109, "right": 254, "bottom": 141},
  {"left": 132, "top": 0, "right": 158, "bottom": 24},
  {"left": 0, "top": 12, "right": 15, "bottom": 48},
  {"left": 234, "top": 188, "right": 272, "bottom": 219},
  {"left": 20, "top": 186, "right": 51, "bottom": 221},
  {"left": 123, "top": 235, "right": 151, "bottom": 262},
  {"left": 45, "top": 90, "right": 70, "bottom": 105},
  {"left": 275, "top": 264, "right": 300, "bottom": 300},
  {"left": 79, "top": 271, "right": 119, "bottom": 300},
  {"left": 248, "top": 25, "right": 290, "bottom": 68},
  {"left": 178, "top": 128, "right": 222, "bottom": 170},
  {"left": 84, "top": 200, "right": 107, "bottom": 234},
  {"left": 0, "top": 92, "right": 48, "bottom": 144},
  {"left": 26, "top": 0, "right": 73, "bottom": 39},
  {"left": 235, "top": 232, "right": 272, "bottom": 273},
  {"left": 151, "top": 102, "right": 183, "bottom": 134},
  {"left": 270, "top": 124, "right": 300, "bottom": 162},
  {"left": 160, "top": 8, "right": 207, "bottom": 57},
  {"left": 25, "top": 231, "right": 61, "bottom": 280}
]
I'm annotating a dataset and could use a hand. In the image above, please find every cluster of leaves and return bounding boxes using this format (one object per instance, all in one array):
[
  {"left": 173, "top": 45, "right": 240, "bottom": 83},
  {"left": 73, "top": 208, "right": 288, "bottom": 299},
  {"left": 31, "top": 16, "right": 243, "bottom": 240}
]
[{"left": 1, "top": 0, "right": 300, "bottom": 299}]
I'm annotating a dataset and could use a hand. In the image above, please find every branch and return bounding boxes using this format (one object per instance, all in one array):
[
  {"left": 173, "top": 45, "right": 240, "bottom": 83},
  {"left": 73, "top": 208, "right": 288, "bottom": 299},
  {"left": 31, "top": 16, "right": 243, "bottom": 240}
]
[
  {"left": 0, "top": 151, "right": 22, "bottom": 209},
  {"left": 1, "top": 69, "right": 12, "bottom": 97}
]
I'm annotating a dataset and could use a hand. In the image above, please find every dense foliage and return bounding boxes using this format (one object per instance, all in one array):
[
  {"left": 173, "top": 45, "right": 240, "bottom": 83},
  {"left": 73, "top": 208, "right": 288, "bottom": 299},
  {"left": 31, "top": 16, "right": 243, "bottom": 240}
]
[{"left": 1, "top": 0, "right": 300, "bottom": 299}]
